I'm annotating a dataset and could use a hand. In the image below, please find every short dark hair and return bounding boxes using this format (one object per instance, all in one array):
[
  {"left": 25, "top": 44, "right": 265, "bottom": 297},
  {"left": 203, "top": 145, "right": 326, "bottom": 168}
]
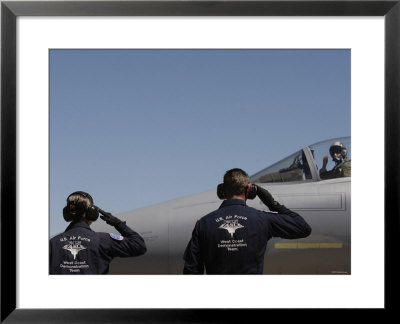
[
  {"left": 223, "top": 168, "right": 250, "bottom": 198},
  {"left": 66, "top": 192, "right": 92, "bottom": 220}
]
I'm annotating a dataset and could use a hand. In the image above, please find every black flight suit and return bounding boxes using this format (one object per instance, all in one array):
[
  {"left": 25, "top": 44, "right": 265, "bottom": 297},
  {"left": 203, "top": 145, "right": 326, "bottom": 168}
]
[
  {"left": 183, "top": 199, "right": 311, "bottom": 274},
  {"left": 49, "top": 221, "right": 146, "bottom": 274}
]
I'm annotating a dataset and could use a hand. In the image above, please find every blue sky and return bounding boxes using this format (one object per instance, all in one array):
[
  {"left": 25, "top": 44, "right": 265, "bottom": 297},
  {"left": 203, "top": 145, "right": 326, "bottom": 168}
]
[{"left": 50, "top": 49, "right": 350, "bottom": 235}]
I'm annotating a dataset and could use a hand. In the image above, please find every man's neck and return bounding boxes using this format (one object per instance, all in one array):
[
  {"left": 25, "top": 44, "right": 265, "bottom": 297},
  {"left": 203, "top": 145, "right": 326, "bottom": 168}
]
[{"left": 230, "top": 195, "right": 246, "bottom": 201}]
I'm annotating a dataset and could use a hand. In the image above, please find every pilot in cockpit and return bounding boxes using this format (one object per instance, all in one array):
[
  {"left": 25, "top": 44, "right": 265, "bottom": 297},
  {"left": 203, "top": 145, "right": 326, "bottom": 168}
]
[{"left": 319, "top": 141, "right": 351, "bottom": 180}]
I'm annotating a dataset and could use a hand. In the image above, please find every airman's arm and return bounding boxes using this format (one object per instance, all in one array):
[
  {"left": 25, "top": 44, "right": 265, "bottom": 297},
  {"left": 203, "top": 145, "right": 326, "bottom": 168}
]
[{"left": 183, "top": 221, "right": 204, "bottom": 274}]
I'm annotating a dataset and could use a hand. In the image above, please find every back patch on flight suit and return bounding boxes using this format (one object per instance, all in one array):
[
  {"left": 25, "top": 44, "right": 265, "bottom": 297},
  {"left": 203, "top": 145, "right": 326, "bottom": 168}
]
[
  {"left": 215, "top": 215, "right": 248, "bottom": 252},
  {"left": 109, "top": 233, "right": 124, "bottom": 241}
]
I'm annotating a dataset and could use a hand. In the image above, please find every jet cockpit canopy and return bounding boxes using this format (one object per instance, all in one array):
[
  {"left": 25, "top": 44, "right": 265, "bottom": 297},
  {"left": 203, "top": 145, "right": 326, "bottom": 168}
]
[{"left": 250, "top": 136, "right": 351, "bottom": 183}]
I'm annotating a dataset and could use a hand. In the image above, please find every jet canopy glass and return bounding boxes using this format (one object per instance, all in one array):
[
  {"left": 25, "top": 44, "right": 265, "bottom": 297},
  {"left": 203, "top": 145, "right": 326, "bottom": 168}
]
[
  {"left": 251, "top": 150, "right": 311, "bottom": 183},
  {"left": 250, "top": 136, "right": 351, "bottom": 183}
]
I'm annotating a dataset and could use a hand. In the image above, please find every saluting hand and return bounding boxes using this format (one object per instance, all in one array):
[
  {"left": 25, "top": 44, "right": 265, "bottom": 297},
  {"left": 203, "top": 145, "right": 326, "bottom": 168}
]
[
  {"left": 322, "top": 155, "right": 329, "bottom": 168},
  {"left": 255, "top": 185, "right": 282, "bottom": 212},
  {"left": 100, "top": 211, "right": 123, "bottom": 226}
]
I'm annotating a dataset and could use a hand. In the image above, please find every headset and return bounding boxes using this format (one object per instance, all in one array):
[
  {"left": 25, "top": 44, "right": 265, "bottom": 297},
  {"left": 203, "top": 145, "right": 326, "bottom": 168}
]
[
  {"left": 63, "top": 191, "right": 99, "bottom": 222},
  {"left": 217, "top": 183, "right": 257, "bottom": 200}
]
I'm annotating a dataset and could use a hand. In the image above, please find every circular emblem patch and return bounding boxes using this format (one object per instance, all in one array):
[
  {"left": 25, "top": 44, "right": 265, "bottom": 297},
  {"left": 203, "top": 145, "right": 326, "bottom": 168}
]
[{"left": 109, "top": 233, "right": 124, "bottom": 241}]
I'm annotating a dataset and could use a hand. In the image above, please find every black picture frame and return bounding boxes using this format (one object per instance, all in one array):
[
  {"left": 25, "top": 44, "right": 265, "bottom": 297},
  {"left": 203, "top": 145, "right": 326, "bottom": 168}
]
[{"left": 1, "top": 0, "right": 398, "bottom": 322}]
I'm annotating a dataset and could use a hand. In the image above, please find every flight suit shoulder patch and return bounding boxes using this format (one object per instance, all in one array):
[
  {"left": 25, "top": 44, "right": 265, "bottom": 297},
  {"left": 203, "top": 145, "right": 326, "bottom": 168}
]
[{"left": 109, "top": 233, "right": 124, "bottom": 241}]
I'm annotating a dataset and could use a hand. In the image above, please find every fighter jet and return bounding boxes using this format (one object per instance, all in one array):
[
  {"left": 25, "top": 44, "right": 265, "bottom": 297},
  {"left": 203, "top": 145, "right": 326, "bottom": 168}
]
[{"left": 91, "top": 136, "right": 351, "bottom": 275}]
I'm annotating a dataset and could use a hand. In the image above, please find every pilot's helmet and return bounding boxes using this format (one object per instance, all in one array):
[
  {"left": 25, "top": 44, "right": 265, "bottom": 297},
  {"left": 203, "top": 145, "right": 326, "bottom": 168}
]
[{"left": 329, "top": 142, "right": 347, "bottom": 162}]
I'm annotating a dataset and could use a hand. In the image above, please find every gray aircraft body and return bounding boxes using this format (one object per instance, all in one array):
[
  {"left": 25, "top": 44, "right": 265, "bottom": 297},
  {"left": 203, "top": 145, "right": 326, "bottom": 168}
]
[{"left": 91, "top": 136, "right": 351, "bottom": 274}]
